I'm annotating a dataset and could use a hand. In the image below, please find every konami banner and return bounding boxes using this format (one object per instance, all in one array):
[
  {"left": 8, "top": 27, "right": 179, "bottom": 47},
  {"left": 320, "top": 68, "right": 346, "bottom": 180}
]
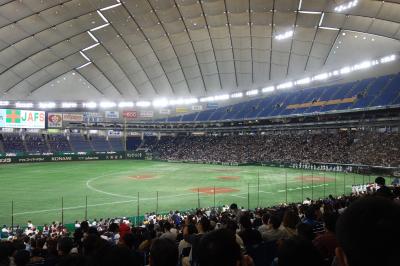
[{"left": 0, "top": 109, "right": 45, "bottom": 129}]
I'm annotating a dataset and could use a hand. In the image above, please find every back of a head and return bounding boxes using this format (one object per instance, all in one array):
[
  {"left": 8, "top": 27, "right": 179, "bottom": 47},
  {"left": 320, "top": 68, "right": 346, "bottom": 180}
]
[
  {"left": 198, "top": 229, "right": 241, "bottom": 266},
  {"left": 58, "top": 237, "right": 74, "bottom": 255},
  {"left": 336, "top": 196, "right": 400, "bottom": 266},
  {"left": 150, "top": 238, "right": 178, "bottom": 266},
  {"left": 278, "top": 237, "right": 323, "bottom": 266},
  {"left": 239, "top": 213, "right": 252, "bottom": 229},
  {"left": 199, "top": 216, "right": 211, "bottom": 232},
  {"left": 269, "top": 215, "right": 282, "bottom": 229},
  {"left": 14, "top": 250, "right": 30, "bottom": 266},
  {"left": 283, "top": 210, "right": 299, "bottom": 229},
  {"left": 374, "top": 176, "right": 385, "bottom": 186},
  {"left": 322, "top": 212, "right": 338, "bottom": 233}
]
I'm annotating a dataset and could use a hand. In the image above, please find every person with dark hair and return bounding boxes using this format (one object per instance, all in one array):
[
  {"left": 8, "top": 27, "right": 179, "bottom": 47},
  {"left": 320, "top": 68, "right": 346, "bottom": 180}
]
[
  {"left": 258, "top": 213, "right": 270, "bottom": 235},
  {"left": 159, "top": 221, "right": 177, "bottom": 241},
  {"left": 312, "top": 212, "right": 339, "bottom": 264},
  {"left": 261, "top": 214, "right": 287, "bottom": 242},
  {"left": 178, "top": 224, "right": 197, "bottom": 258},
  {"left": 281, "top": 210, "right": 300, "bottom": 238},
  {"left": 277, "top": 236, "right": 324, "bottom": 266},
  {"left": 374, "top": 176, "right": 393, "bottom": 199},
  {"left": 238, "top": 213, "right": 262, "bottom": 247},
  {"left": 149, "top": 238, "right": 178, "bottom": 266},
  {"left": 335, "top": 196, "right": 400, "bottom": 266},
  {"left": 296, "top": 223, "right": 315, "bottom": 242},
  {"left": 14, "top": 249, "right": 30, "bottom": 266},
  {"left": 57, "top": 237, "right": 74, "bottom": 256},
  {"left": 186, "top": 216, "right": 211, "bottom": 266},
  {"left": 198, "top": 229, "right": 244, "bottom": 266},
  {"left": 303, "top": 206, "right": 324, "bottom": 235}
]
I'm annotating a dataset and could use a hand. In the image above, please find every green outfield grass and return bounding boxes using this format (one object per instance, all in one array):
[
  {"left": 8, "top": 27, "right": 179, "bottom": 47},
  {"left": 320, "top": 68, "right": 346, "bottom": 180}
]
[{"left": 0, "top": 160, "right": 373, "bottom": 226}]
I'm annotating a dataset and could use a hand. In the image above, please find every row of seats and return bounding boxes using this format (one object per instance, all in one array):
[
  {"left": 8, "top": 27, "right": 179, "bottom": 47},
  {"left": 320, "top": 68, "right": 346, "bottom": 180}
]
[
  {"left": 0, "top": 134, "right": 124, "bottom": 153},
  {"left": 161, "top": 72, "right": 400, "bottom": 122}
]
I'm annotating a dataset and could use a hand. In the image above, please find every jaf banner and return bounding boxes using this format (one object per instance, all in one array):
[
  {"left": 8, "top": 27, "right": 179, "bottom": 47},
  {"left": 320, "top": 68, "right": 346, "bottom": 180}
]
[
  {"left": 0, "top": 109, "right": 45, "bottom": 129},
  {"left": 48, "top": 113, "right": 63, "bottom": 128}
]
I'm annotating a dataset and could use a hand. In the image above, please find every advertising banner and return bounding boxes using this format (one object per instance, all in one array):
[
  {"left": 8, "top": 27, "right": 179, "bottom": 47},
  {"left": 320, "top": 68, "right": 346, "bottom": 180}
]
[
  {"left": 206, "top": 102, "right": 219, "bottom": 109},
  {"left": 176, "top": 107, "right": 188, "bottom": 113},
  {"left": 192, "top": 105, "right": 203, "bottom": 111},
  {"left": 48, "top": 113, "right": 62, "bottom": 128},
  {"left": 139, "top": 110, "right": 154, "bottom": 118},
  {"left": 122, "top": 111, "right": 137, "bottom": 119},
  {"left": 0, "top": 109, "right": 4, "bottom": 127},
  {"left": 83, "top": 112, "right": 104, "bottom": 123},
  {"left": 159, "top": 109, "right": 170, "bottom": 115},
  {"left": 63, "top": 113, "right": 84, "bottom": 122},
  {"left": 1, "top": 109, "right": 45, "bottom": 129},
  {"left": 105, "top": 111, "right": 119, "bottom": 119}
]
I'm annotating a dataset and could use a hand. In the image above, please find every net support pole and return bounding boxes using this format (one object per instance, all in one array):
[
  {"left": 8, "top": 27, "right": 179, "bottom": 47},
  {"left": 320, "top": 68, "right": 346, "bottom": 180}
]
[
  {"left": 11, "top": 200, "right": 14, "bottom": 231},
  {"left": 247, "top": 183, "right": 250, "bottom": 210},
  {"left": 213, "top": 185, "right": 216, "bottom": 209},
  {"left": 311, "top": 170, "right": 314, "bottom": 201},
  {"left": 85, "top": 196, "right": 88, "bottom": 221},
  {"left": 197, "top": 188, "right": 200, "bottom": 209},
  {"left": 257, "top": 171, "right": 260, "bottom": 208},
  {"left": 323, "top": 171, "right": 326, "bottom": 198},
  {"left": 334, "top": 171, "right": 337, "bottom": 197},
  {"left": 137, "top": 192, "right": 140, "bottom": 226},
  {"left": 156, "top": 191, "right": 158, "bottom": 216},
  {"left": 343, "top": 171, "right": 346, "bottom": 195},
  {"left": 285, "top": 170, "right": 288, "bottom": 204},
  {"left": 61, "top": 197, "right": 64, "bottom": 228},
  {"left": 301, "top": 169, "right": 304, "bottom": 202}
]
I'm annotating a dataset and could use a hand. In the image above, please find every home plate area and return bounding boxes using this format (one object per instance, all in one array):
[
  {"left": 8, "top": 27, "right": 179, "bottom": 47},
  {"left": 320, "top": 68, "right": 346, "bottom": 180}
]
[
  {"left": 216, "top": 176, "right": 241, "bottom": 180},
  {"left": 190, "top": 187, "right": 239, "bottom": 195},
  {"left": 129, "top": 174, "right": 156, "bottom": 180}
]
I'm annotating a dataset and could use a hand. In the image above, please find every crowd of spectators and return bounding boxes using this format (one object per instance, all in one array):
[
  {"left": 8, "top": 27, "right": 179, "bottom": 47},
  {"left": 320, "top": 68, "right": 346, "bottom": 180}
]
[
  {"left": 1, "top": 177, "right": 399, "bottom": 266},
  {"left": 151, "top": 131, "right": 400, "bottom": 167}
]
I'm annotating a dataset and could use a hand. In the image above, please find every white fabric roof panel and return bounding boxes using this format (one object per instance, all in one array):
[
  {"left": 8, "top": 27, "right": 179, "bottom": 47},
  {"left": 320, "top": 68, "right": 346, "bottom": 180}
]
[{"left": 0, "top": 0, "right": 398, "bottom": 101}]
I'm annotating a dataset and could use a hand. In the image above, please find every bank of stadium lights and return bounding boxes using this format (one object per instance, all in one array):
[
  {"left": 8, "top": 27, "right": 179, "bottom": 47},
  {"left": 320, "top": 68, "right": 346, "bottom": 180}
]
[
  {"left": 231, "top": 92, "right": 243, "bottom": 98},
  {"left": 100, "top": 102, "right": 116, "bottom": 108},
  {"left": 61, "top": 102, "right": 78, "bottom": 108},
  {"left": 275, "top": 30, "right": 293, "bottom": 40},
  {"left": 295, "top": 77, "right": 311, "bottom": 85},
  {"left": 38, "top": 102, "right": 56, "bottom": 109},
  {"left": 261, "top": 86, "right": 275, "bottom": 93},
  {"left": 152, "top": 98, "right": 169, "bottom": 108},
  {"left": 334, "top": 0, "right": 358, "bottom": 12},
  {"left": 136, "top": 101, "right": 151, "bottom": 107},
  {"left": 380, "top": 54, "right": 396, "bottom": 63},
  {"left": 0, "top": 101, "right": 9, "bottom": 106},
  {"left": 15, "top": 102, "right": 33, "bottom": 108},
  {"left": 246, "top": 89, "right": 259, "bottom": 96},
  {"left": 118, "top": 102, "right": 134, "bottom": 108},
  {"left": 82, "top": 102, "right": 97, "bottom": 108},
  {"left": 277, "top": 82, "right": 293, "bottom": 90}
]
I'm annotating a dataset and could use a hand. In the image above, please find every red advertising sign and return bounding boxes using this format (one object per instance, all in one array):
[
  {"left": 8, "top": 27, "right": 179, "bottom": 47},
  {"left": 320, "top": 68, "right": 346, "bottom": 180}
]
[{"left": 123, "top": 111, "right": 137, "bottom": 119}]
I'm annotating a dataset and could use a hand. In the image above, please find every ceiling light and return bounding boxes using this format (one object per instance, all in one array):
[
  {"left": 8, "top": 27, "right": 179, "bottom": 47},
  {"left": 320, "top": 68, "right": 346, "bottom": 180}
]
[
  {"left": 87, "top": 31, "right": 99, "bottom": 43},
  {"left": 277, "top": 82, "right": 293, "bottom": 90},
  {"left": 100, "top": 102, "right": 116, "bottom": 108},
  {"left": 380, "top": 54, "right": 396, "bottom": 63},
  {"left": 99, "top": 3, "right": 122, "bottom": 11},
  {"left": 136, "top": 101, "right": 151, "bottom": 107},
  {"left": 62, "top": 102, "right": 78, "bottom": 108},
  {"left": 39, "top": 102, "right": 56, "bottom": 109},
  {"left": 82, "top": 43, "right": 100, "bottom": 52},
  {"left": 334, "top": 0, "right": 358, "bottom": 12},
  {"left": 246, "top": 89, "right": 259, "bottom": 96},
  {"left": 352, "top": 61, "right": 372, "bottom": 70},
  {"left": 295, "top": 77, "right": 311, "bottom": 85},
  {"left": 118, "top": 102, "right": 134, "bottom": 108},
  {"left": 0, "top": 101, "right": 10, "bottom": 106},
  {"left": 340, "top": 66, "right": 351, "bottom": 74},
  {"left": 90, "top": 23, "right": 110, "bottom": 32},
  {"left": 200, "top": 96, "right": 215, "bottom": 102},
  {"left": 313, "top": 73, "right": 329, "bottom": 80},
  {"left": 16, "top": 102, "right": 33, "bottom": 108},
  {"left": 76, "top": 62, "right": 92, "bottom": 70},
  {"left": 298, "top": 0, "right": 302, "bottom": 10},
  {"left": 83, "top": 102, "right": 97, "bottom": 108},
  {"left": 261, "top": 86, "right": 275, "bottom": 93},
  {"left": 152, "top": 98, "right": 169, "bottom": 107},
  {"left": 183, "top": 98, "right": 199, "bottom": 104},
  {"left": 231, "top": 92, "right": 243, "bottom": 98},
  {"left": 275, "top": 30, "right": 293, "bottom": 40},
  {"left": 214, "top": 94, "right": 230, "bottom": 101}
]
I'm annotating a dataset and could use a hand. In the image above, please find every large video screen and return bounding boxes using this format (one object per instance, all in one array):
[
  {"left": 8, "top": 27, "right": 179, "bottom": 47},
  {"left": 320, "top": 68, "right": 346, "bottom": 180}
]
[{"left": 0, "top": 109, "right": 45, "bottom": 129}]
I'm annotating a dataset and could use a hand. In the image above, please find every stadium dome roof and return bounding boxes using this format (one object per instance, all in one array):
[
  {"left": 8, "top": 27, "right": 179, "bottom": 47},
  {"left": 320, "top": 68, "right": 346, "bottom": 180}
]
[{"left": 0, "top": 0, "right": 400, "bottom": 102}]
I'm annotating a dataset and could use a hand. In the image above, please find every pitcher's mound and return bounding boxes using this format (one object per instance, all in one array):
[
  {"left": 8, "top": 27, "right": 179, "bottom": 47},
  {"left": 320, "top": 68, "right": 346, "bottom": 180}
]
[
  {"left": 217, "top": 176, "right": 240, "bottom": 180},
  {"left": 130, "top": 174, "right": 156, "bottom": 180},
  {"left": 190, "top": 187, "right": 239, "bottom": 195}
]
